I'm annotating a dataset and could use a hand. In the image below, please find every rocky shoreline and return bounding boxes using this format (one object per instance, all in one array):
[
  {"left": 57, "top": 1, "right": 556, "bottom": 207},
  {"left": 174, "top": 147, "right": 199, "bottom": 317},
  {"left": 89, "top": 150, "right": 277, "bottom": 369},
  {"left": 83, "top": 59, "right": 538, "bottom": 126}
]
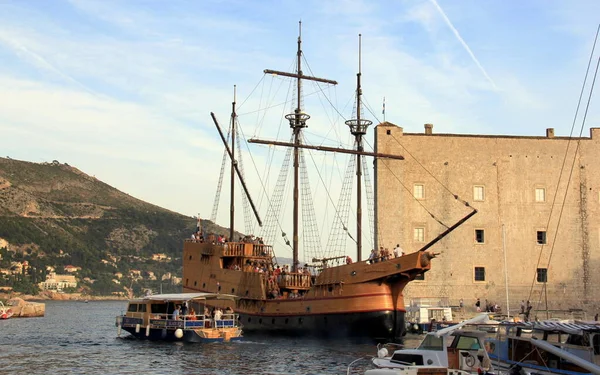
[
  {"left": 0, "top": 291, "right": 130, "bottom": 318},
  {"left": 1, "top": 291, "right": 128, "bottom": 302}
]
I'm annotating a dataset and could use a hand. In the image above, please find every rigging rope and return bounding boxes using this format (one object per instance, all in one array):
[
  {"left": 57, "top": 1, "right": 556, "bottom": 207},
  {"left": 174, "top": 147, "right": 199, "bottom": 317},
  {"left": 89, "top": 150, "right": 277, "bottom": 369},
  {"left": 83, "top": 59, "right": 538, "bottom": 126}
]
[
  {"left": 303, "top": 138, "right": 358, "bottom": 251},
  {"left": 235, "top": 121, "right": 253, "bottom": 236},
  {"left": 527, "top": 24, "right": 600, "bottom": 310},
  {"left": 210, "top": 120, "right": 232, "bottom": 223},
  {"left": 324, "top": 151, "right": 356, "bottom": 258},
  {"left": 362, "top": 153, "right": 376, "bottom": 249},
  {"left": 299, "top": 146, "right": 324, "bottom": 259}
]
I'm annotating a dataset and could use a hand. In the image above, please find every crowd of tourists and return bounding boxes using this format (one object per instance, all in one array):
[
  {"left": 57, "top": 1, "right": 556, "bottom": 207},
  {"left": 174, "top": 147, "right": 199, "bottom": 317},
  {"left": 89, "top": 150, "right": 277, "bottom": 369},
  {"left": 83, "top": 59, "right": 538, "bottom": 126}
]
[
  {"left": 367, "top": 244, "right": 405, "bottom": 263},
  {"left": 170, "top": 303, "right": 235, "bottom": 323}
]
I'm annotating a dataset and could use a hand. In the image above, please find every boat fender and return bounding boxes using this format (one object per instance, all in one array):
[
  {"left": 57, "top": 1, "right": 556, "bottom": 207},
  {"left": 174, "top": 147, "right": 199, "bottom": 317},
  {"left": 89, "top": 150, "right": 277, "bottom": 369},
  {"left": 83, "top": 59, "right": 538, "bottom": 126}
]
[
  {"left": 135, "top": 324, "right": 141, "bottom": 333},
  {"left": 377, "top": 348, "right": 388, "bottom": 358},
  {"left": 413, "top": 324, "right": 419, "bottom": 331},
  {"left": 175, "top": 328, "right": 184, "bottom": 339},
  {"left": 117, "top": 325, "right": 121, "bottom": 337},
  {"left": 146, "top": 325, "right": 150, "bottom": 337}
]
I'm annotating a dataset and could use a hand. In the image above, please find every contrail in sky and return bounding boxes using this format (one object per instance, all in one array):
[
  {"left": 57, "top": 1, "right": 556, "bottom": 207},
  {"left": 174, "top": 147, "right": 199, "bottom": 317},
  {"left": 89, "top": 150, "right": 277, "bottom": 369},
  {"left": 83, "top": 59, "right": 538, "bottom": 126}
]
[
  {"left": 429, "top": 0, "right": 498, "bottom": 90},
  {"left": 0, "top": 31, "right": 98, "bottom": 96}
]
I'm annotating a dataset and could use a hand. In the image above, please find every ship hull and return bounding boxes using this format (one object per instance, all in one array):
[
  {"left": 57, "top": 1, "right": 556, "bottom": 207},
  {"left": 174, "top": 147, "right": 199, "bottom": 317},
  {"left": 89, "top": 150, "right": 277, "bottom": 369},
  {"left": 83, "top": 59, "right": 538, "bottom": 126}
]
[
  {"left": 238, "top": 309, "right": 405, "bottom": 340},
  {"left": 121, "top": 327, "right": 242, "bottom": 343},
  {"left": 183, "top": 241, "right": 433, "bottom": 340}
]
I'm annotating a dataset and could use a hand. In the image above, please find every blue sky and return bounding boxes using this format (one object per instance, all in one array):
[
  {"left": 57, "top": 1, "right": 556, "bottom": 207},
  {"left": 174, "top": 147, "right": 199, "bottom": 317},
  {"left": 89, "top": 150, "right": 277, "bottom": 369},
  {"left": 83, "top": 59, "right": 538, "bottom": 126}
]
[{"left": 1, "top": 0, "right": 599, "bottom": 257}]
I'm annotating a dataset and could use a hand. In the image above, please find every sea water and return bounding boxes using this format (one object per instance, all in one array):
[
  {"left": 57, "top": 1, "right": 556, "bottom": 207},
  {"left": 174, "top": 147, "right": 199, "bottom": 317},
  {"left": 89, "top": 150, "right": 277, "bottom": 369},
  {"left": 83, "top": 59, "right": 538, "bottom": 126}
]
[{"left": 0, "top": 300, "right": 423, "bottom": 375}]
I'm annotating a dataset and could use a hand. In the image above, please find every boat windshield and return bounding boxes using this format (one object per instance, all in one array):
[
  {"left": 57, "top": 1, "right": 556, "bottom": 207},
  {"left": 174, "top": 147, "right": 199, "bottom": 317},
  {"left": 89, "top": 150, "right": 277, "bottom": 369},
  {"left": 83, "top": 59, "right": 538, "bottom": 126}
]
[
  {"left": 418, "top": 335, "right": 444, "bottom": 351},
  {"left": 454, "top": 336, "right": 482, "bottom": 350}
]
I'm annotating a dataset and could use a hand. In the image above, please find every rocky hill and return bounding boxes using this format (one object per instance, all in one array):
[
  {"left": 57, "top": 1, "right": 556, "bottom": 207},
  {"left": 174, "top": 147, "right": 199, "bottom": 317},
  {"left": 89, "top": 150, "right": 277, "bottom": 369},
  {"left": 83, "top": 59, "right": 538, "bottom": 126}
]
[{"left": 0, "top": 157, "right": 232, "bottom": 295}]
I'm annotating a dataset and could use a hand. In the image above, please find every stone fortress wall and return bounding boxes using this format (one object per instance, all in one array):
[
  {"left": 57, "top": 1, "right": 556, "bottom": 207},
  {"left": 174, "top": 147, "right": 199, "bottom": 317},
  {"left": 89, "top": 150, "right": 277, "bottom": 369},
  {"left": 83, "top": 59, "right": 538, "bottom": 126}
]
[{"left": 374, "top": 123, "right": 600, "bottom": 317}]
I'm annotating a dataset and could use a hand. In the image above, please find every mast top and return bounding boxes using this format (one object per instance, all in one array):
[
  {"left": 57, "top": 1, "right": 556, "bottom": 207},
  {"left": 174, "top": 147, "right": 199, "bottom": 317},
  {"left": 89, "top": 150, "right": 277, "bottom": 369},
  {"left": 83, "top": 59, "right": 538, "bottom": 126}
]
[
  {"left": 358, "top": 34, "right": 362, "bottom": 75},
  {"left": 346, "top": 34, "right": 372, "bottom": 136}
]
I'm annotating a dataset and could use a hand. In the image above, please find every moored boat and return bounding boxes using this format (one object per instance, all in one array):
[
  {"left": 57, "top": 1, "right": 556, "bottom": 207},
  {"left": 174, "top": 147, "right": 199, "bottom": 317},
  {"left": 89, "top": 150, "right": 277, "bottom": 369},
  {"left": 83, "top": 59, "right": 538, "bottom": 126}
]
[
  {"left": 0, "top": 301, "right": 13, "bottom": 319},
  {"left": 115, "top": 292, "right": 242, "bottom": 343},
  {"left": 485, "top": 320, "right": 600, "bottom": 374},
  {"left": 357, "top": 314, "right": 501, "bottom": 375},
  {"left": 405, "top": 297, "right": 457, "bottom": 334},
  {"left": 185, "top": 240, "right": 438, "bottom": 339}
]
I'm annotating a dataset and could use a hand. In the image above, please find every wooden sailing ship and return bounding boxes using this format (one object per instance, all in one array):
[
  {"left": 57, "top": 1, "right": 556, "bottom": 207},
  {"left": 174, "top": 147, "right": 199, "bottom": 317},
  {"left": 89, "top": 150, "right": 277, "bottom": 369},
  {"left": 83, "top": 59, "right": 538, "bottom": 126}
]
[{"left": 183, "top": 25, "right": 475, "bottom": 339}]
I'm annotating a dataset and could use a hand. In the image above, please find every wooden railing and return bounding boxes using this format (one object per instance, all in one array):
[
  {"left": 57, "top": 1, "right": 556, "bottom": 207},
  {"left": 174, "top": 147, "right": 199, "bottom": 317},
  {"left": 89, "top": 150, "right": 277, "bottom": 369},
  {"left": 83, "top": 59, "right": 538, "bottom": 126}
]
[
  {"left": 223, "top": 243, "right": 245, "bottom": 257},
  {"left": 277, "top": 273, "right": 312, "bottom": 289},
  {"left": 222, "top": 243, "right": 273, "bottom": 258}
]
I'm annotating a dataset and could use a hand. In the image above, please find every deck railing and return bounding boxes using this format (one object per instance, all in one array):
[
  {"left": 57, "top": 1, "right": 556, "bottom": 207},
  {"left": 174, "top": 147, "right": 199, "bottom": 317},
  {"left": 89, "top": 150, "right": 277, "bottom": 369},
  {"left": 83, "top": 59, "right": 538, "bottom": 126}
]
[
  {"left": 148, "top": 313, "right": 239, "bottom": 329},
  {"left": 277, "top": 273, "right": 312, "bottom": 289},
  {"left": 222, "top": 242, "right": 273, "bottom": 258}
]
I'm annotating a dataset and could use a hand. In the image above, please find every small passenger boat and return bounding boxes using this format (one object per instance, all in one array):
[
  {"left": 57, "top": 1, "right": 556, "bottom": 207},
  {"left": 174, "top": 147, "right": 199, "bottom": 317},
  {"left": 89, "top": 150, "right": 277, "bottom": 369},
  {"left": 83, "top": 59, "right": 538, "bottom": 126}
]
[
  {"left": 0, "top": 301, "right": 13, "bottom": 319},
  {"left": 115, "top": 292, "right": 242, "bottom": 342}
]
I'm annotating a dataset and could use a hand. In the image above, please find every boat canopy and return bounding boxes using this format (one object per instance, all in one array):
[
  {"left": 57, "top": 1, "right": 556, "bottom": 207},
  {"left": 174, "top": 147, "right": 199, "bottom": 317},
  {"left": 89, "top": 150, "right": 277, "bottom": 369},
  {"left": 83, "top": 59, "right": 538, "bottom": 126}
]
[
  {"left": 501, "top": 320, "right": 600, "bottom": 335},
  {"left": 434, "top": 313, "right": 490, "bottom": 337},
  {"left": 140, "top": 293, "right": 238, "bottom": 302}
]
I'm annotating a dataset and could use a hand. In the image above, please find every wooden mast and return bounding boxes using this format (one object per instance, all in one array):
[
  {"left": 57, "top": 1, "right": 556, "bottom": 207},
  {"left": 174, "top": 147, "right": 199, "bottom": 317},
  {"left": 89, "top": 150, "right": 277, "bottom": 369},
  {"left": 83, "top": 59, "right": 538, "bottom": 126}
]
[
  {"left": 229, "top": 85, "right": 236, "bottom": 242},
  {"left": 264, "top": 21, "right": 337, "bottom": 272},
  {"left": 345, "top": 34, "right": 372, "bottom": 262},
  {"left": 292, "top": 22, "right": 302, "bottom": 273}
]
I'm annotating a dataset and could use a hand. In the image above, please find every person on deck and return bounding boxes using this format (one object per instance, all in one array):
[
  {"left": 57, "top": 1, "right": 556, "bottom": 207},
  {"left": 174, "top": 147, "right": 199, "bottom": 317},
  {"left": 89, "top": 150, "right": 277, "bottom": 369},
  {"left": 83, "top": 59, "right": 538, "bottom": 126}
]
[
  {"left": 214, "top": 308, "right": 223, "bottom": 322},
  {"left": 368, "top": 249, "right": 376, "bottom": 264},
  {"left": 181, "top": 302, "right": 188, "bottom": 317},
  {"left": 188, "top": 307, "right": 197, "bottom": 320},
  {"left": 172, "top": 305, "right": 181, "bottom": 320}
]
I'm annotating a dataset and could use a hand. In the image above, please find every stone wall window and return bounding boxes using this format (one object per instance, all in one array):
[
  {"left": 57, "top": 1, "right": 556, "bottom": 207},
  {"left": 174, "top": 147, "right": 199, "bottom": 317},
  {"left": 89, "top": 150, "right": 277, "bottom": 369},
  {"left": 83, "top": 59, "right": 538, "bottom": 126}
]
[
  {"left": 473, "top": 186, "right": 485, "bottom": 201},
  {"left": 413, "top": 184, "right": 424, "bottom": 199},
  {"left": 475, "top": 229, "right": 485, "bottom": 244},
  {"left": 537, "top": 231, "right": 547, "bottom": 245},
  {"left": 474, "top": 267, "right": 486, "bottom": 281},
  {"left": 537, "top": 268, "right": 548, "bottom": 282},
  {"left": 413, "top": 227, "right": 425, "bottom": 242},
  {"left": 535, "top": 188, "right": 546, "bottom": 202}
]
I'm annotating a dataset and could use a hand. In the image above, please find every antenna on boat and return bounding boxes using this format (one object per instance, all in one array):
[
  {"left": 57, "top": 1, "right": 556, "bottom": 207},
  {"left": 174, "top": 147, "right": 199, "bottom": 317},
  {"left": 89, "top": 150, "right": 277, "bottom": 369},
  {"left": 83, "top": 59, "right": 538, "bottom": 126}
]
[{"left": 345, "top": 34, "right": 373, "bottom": 262}]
